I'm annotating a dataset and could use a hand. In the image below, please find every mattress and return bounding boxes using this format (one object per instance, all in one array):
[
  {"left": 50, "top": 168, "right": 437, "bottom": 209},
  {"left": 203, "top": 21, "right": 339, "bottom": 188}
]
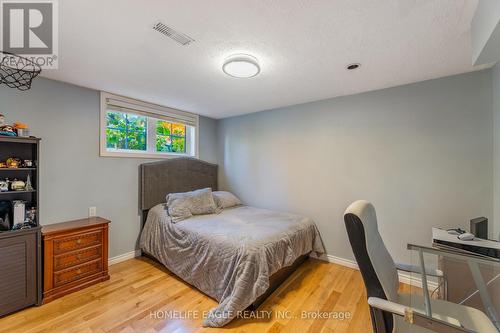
[{"left": 139, "top": 204, "right": 325, "bottom": 327}]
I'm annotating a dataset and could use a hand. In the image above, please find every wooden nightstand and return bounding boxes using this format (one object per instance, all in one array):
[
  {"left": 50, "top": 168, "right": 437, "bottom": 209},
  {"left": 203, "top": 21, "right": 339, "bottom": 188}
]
[{"left": 42, "top": 217, "right": 110, "bottom": 304}]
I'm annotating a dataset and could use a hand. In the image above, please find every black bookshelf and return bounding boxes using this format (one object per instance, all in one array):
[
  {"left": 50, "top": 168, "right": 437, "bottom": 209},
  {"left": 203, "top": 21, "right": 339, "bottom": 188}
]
[{"left": 0, "top": 136, "right": 42, "bottom": 316}]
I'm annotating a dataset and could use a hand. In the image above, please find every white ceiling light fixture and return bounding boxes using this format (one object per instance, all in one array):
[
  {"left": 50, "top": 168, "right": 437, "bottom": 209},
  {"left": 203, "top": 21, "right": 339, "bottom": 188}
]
[{"left": 222, "top": 54, "right": 260, "bottom": 78}]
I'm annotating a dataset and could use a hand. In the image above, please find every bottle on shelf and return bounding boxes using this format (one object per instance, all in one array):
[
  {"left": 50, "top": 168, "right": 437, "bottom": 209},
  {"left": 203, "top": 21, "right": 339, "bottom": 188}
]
[{"left": 25, "top": 175, "right": 33, "bottom": 191}]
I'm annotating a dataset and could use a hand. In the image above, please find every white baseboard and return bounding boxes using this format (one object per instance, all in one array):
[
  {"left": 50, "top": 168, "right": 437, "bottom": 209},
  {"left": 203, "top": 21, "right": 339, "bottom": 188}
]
[
  {"left": 311, "top": 253, "right": 438, "bottom": 290},
  {"left": 108, "top": 250, "right": 438, "bottom": 289},
  {"left": 108, "top": 249, "right": 142, "bottom": 266},
  {"left": 318, "top": 253, "right": 359, "bottom": 270}
]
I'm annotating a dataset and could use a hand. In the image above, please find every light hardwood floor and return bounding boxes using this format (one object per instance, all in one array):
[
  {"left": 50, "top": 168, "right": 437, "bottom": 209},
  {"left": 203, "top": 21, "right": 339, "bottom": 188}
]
[{"left": 0, "top": 257, "right": 378, "bottom": 333}]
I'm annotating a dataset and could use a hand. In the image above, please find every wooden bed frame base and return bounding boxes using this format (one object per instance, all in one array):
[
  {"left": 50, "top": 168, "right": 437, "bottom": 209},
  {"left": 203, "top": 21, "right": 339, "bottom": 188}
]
[
  {"left": 248, "top": 253, "right": 309, "bottom": 310},
  {"left": 142, "top": 252, "right": 309, "bottom": 310}
]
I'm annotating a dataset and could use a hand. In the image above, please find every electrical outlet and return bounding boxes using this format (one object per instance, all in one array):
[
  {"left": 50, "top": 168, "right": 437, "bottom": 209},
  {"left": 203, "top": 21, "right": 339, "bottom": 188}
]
[{"left": 89, "top": 206, "right": 97, "bottom": 217}]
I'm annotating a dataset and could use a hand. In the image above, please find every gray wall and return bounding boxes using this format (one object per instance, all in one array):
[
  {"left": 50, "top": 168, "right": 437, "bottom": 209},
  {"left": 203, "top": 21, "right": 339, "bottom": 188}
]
[
  {"left": 217, "top": 70, "right": 494, "bottom": 263},
  {"left": 1, "top": 70, "right": 494, "bottom": 263},
  {"left": 0, "top": 77, "right": 218, "bottom": 258},
  {"left": 493, "top": 64, "right": 500, "bottom": 241}
]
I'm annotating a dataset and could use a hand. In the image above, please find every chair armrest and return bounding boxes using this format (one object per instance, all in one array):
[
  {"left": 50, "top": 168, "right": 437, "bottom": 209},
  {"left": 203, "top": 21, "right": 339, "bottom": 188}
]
[
  {"left": 367, "top": 297, "right": 406, "bottom": 317},
  {"left": 396, "top": 263, "right": 444, "bottom": 277},
  {"left": 368, "top": 297, "right": 465, "bottom": 330}
]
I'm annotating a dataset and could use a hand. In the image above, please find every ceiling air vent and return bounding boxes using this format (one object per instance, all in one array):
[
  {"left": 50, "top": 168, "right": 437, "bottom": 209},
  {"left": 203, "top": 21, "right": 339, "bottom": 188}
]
[{"left": 153, "top": 22, "right": 195, "bottom": 46}]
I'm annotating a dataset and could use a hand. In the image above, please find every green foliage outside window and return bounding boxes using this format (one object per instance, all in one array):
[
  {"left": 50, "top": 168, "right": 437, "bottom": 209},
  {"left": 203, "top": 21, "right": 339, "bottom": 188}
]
[
  {"left": 106, "top": 111, "right": 147, "bottom": 150},
  {"left": 105, "top": 111, "right": 187, "bottom": 154},
  {"left": 156, "top": 121, "right": 186, "bottom": 153}
]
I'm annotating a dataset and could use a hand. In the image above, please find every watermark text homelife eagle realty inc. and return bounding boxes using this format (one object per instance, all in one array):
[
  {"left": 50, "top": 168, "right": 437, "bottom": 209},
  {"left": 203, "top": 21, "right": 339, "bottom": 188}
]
[
  {"left": 1, "top": 0, "right": 58, "bottom": 68},
  {"left": 150, "top": 310, "right": 353, "bottom": 321}
]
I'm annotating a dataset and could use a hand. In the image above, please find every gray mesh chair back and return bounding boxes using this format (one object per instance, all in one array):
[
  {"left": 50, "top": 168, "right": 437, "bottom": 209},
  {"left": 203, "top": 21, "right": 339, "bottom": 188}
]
[{"left": 344, "top": 200, "right": 399, "bottom": 333}]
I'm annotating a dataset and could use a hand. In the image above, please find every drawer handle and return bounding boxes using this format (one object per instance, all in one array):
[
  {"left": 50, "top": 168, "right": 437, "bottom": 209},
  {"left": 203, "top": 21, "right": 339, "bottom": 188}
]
[
  {"left": 76, "top": 239, "right": 82, "bottom": 244},
  {"left": 76, "top": 269, "right": 82, "bottom": 274}
]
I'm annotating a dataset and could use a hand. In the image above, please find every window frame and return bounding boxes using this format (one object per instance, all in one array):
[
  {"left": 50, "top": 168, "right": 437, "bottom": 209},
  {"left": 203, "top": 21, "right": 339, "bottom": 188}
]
[
  {"left": 100, "top": 92, "right": 199, "bottom": 159},
  {"left": 154, "top": 120, "right": 189, "bottom": 153}
]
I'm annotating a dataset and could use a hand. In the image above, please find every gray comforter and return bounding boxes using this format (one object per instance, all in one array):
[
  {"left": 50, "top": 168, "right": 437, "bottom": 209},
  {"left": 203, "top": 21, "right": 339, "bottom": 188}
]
[{"left": 139, "top": 204, "right": 325, "bottom": 327}]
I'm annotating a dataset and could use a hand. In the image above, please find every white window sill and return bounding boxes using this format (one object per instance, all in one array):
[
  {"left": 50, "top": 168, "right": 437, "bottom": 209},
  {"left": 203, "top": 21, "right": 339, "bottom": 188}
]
[{"left": 100, "top": 149, "right": 197, "bottom": 159}]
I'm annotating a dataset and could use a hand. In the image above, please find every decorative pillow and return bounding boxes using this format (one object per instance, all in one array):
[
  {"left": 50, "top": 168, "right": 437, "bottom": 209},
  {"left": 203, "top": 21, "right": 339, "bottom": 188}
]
[
  {"left": 212, "top": 191, "right": 242, "bottom": 209},
  {"left": 166, "top": 188, "right": 218, "bottom": 222}
]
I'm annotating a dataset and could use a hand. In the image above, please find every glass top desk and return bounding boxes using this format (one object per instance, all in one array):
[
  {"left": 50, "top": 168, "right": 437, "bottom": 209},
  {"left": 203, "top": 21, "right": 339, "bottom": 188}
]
[{"left": 404, "top": 229, "right": 500, "bottom": 332}]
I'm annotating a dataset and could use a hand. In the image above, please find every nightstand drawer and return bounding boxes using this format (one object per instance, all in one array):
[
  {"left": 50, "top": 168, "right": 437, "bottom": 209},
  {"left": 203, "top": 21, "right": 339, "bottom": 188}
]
[
  {"left": 53, "top": 231, "right": 102, "bottom": 254},
  {"left": 54, "top": 245, "right": 102, "bottom": 270},
  {"left": 53, "top": 259, "right": 102, "bottom": 287}
]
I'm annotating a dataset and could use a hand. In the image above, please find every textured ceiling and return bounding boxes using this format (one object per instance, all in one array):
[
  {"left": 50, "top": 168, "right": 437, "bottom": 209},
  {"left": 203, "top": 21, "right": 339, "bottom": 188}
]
[{"left": 41, "top": 0, "right": 489, "bottom": 118}]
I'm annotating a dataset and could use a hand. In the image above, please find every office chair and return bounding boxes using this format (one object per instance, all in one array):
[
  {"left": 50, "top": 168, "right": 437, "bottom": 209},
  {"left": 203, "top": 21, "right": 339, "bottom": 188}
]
[{"left": 343, "top": 200, "right": 497, "bottom": 333}]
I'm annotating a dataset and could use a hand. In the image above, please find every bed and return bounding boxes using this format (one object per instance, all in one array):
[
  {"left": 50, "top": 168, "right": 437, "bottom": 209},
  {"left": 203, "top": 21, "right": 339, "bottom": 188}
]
[{"left": 138, "top": 158, "right": 325, "bottom": 327}]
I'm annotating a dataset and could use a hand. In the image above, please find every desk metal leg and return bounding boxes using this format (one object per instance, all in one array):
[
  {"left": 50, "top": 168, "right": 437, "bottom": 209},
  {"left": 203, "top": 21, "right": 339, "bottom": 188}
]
[
  {"left": 467, "top": 261, "right": 500, "bottom": 331},
  {"left": 418, "top": 248, "right": 432, "bottom": 317}
]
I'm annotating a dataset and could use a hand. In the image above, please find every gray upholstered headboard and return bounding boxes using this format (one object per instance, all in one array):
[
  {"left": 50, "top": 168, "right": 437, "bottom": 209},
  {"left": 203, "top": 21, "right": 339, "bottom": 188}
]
[{"left": 140, "top": 157, "right": 218, "bottom": 212}]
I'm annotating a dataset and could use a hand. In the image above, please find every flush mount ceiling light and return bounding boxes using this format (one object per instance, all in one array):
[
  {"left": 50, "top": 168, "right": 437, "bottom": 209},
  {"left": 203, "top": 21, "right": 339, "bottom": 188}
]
[{"left": 222, "top": 54, "right": 260, "bottom": 78}]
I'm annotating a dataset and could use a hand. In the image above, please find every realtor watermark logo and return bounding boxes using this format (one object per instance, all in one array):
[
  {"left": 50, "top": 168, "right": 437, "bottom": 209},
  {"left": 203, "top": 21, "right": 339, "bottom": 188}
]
[{"left": 0, "top": 0, "right": 58, "bottom": 68}]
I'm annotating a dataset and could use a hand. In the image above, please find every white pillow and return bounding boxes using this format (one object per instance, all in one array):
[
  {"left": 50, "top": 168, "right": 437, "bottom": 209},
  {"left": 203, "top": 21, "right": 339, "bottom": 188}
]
[
  {"left": 212, "top": 191, "right": 242, "bottom": 209},
  {"left": 166, "top": 188, "right": 218, "bottom": 222}
]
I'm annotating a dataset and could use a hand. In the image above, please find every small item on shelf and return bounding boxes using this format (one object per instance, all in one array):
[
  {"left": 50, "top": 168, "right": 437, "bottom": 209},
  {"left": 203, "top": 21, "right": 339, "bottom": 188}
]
[
  {"left": 12, "top": 222, "right": 33, "bottom": 230},
  {"left": 0, "top": 180, "right": 8, "bottom": 192},
  {"left": 23, "top": 160, "right": 33, "bottom": 168},
  {"left": 0, "top": 162, "right": 6, "bottom": 168},
  {"left": 11, "top": 179, "right": 26, "bottom": 191},
  {"left": 0, "top": 216, "right": 10, "bottom": 231},
  {"left": 25, "top": 175, "right": 33, "bottom": 191},
  {"left": 12, "top": 200, "right": 25, "bottom": 225},
  {"left": 0, "top": 114, "right": 5, "bottom": 126},
  {"left": 0, "top": 124, "right": 17, "bottom": 136},
  {"left": 26, "top": 207, "right": 36, "bottom": 224},
  {"left": 6, "top": 157, "right": 21, "bottom": 168},
  {"left": 14, "top": 122, "right": 29, "bottom": 137},
  {"left": 0, "top": 201, "right": 12, "bottom": 230}
]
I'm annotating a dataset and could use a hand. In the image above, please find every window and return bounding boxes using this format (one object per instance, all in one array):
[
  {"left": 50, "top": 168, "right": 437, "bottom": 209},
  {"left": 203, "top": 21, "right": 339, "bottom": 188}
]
[
  {"left": 100, "top": 92, "right": 198, "bottom": 158},
  {"left": 156, "top": 121, "right": 186, "bottom": 153},
  {"left": 106, "top": 112, "right": 147, "bottom": 151}
]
